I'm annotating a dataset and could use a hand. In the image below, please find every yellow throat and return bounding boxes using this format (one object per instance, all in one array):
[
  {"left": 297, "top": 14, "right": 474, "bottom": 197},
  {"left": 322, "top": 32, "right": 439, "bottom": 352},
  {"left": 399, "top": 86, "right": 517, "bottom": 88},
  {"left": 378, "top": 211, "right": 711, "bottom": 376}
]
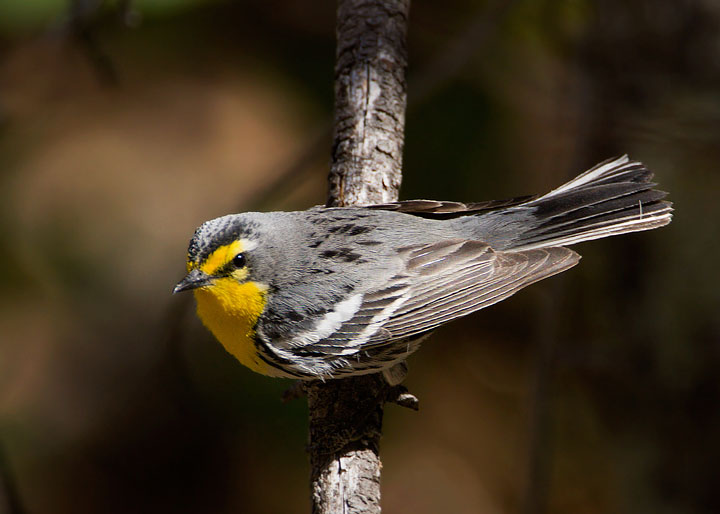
[{"left": 191, "top": 241, "right": 270, "bottom": 375}]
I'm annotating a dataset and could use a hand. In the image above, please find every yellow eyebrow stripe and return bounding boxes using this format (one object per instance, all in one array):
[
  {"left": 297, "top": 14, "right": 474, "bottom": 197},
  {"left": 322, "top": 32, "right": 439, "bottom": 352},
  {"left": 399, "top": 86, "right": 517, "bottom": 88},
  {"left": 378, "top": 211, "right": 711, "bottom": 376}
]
[{"left": 199, "top": 240, "right": 244, "bottom": 275}]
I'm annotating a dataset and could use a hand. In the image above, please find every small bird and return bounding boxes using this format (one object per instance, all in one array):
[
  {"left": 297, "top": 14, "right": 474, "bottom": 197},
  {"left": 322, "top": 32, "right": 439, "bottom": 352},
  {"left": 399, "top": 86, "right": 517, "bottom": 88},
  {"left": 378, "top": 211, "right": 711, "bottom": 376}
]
[{"left": 174, "top": 156, "right": 672, "bottom": 380}]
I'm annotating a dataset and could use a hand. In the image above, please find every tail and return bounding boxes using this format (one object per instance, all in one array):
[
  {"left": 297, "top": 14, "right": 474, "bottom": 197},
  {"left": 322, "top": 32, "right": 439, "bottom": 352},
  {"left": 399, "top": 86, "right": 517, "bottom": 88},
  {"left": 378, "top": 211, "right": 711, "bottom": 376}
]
[{"left": 508, "top": 156, "right": 673, "bottom": 251}]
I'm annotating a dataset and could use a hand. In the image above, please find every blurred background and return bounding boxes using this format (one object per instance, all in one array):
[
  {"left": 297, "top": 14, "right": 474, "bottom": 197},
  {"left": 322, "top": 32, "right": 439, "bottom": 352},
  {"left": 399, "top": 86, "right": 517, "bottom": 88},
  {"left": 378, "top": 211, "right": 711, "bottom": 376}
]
[{"left": 1, "top": 1, "right": 718, "bottom": 513}]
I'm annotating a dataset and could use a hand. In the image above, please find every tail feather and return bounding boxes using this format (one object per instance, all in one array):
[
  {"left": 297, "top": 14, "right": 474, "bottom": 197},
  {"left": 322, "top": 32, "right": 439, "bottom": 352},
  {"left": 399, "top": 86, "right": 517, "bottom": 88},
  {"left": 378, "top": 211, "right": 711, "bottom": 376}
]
[
  {"left": 510, "top": 155, "right": 672, "bottom": 250},
  {"left": 532, "top": 188, "right": 668, "bottom": 234},
  {"left": 540, "top": 156, "right": 649, "bottom": 196}
]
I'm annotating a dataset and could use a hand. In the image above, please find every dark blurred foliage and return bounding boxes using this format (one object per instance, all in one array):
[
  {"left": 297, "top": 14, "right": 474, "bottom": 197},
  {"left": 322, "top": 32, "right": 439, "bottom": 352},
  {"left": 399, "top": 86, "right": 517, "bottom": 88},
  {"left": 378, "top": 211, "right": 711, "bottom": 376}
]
[{"left": 1, "top": 1, "right": 718, "bottom": 513}]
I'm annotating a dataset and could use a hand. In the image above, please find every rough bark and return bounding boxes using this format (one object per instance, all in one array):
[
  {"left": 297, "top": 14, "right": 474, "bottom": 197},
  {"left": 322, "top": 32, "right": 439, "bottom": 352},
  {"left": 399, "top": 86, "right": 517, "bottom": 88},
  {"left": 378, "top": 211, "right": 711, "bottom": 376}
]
[
  {"left": 307, "top": 375, "right": 387, "bottom": 514},
  {"left": 308, "top": 1, "right": 410, "bottom": 513},
  {"left": 326, "top": 0, "right": 409, "bottom": 208}
]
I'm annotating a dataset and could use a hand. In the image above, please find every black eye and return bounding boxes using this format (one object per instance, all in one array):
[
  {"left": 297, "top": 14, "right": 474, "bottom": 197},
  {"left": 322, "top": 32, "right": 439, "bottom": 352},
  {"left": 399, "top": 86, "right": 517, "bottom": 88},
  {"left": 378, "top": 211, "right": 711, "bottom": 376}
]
[{"left": 232, "top": 253, "right": 246, "bottom": 268}]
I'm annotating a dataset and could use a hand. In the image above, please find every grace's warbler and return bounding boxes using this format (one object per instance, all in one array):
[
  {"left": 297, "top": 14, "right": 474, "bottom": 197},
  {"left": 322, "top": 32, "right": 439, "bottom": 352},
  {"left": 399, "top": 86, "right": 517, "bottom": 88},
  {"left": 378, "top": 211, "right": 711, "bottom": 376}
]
[{"left": 174, "top": 156, "right": 672, "bottom": 379}]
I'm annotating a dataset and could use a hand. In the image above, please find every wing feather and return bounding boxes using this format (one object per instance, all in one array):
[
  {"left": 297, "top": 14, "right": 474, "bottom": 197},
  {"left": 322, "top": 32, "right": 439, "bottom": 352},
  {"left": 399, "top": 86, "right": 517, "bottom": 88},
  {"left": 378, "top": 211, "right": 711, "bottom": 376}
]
[
  {"left": 377, "top": 248, "right": 577, "bottom": 340},
  {"left": 298, "top": 240, "right": 579, "bottom": 356},
  {"left": 363, "top": 196, "right": 538, "bottom": 218}
]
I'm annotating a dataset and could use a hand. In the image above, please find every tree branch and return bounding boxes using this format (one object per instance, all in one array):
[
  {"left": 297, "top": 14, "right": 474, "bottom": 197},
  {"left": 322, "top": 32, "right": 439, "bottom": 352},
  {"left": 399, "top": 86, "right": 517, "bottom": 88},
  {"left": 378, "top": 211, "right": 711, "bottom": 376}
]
[
  {"left": 308, "top": 1, "right": 410, "bottom": 513},
  {"left": 326, "top": 0, "right": 409, "bottom": 208}
]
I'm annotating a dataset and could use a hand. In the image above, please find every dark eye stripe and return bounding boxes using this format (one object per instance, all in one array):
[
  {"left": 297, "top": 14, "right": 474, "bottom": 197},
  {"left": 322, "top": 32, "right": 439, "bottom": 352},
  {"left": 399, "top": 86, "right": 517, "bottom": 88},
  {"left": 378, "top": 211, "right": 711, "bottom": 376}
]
[{"left": 213, "top": 254, "right": 248, "bottom": 276}]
